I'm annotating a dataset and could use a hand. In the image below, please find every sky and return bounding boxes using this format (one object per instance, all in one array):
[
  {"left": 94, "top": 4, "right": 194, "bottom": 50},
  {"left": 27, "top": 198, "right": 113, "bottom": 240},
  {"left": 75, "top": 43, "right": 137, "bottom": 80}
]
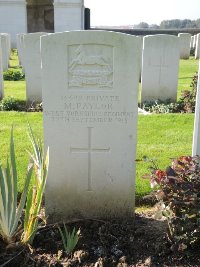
[{"left": 84, "top": 0, "right": 200, "bottom": 27}]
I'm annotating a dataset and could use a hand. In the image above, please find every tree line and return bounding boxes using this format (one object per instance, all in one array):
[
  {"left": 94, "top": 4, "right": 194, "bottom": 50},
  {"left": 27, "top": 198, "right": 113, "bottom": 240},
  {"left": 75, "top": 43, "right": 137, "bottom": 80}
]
[{"left": 133, "top": 19, "right": 200, "bottom": 29}]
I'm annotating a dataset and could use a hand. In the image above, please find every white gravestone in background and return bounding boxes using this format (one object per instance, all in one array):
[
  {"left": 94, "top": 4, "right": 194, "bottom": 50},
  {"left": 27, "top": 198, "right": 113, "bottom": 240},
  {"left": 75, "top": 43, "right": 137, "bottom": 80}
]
[
  {"left": 190, "top": 36, "right": 194, "bottom": 49},
  {"left": 141, "top": 34, "right": 180, "bottom": 103},
  {"left": 16, "top": 33, "right": 25, "bottom": 68},
  {"left": 193, "top": 34, "right": 197, "bottom": 49},
  {"left": 0, "top": 33, "right": 11, "bottom": 70},
  {"left": 178, "top": 33, "right": 191, "bottom": 59},
  {"left": 21, "top": 32, "right": 48, "bottom": 103},
  {"left": 195, "top": 34, "right": 200, "bottom": 59},
  {"left": 192, "top": 61, "right": 200, "bottom": 156},
  {"left": 0, "top": 41, "right": 4, "bottom": 100},
  {"left": 41, "top": 31, "right": 141, "bottom": 221}
]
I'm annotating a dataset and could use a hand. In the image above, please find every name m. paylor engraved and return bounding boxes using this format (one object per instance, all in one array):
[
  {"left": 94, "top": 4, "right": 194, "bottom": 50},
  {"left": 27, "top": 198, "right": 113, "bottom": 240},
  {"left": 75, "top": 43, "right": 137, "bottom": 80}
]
[{"left": 65, "top": 102, "right": 113, "bottom": 110}]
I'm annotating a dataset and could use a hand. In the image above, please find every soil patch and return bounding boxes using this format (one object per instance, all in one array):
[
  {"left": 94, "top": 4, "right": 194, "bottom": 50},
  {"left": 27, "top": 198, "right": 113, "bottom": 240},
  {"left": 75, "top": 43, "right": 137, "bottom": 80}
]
[{"left": 0, "top": 208, "right": 200, "bottom": 267}]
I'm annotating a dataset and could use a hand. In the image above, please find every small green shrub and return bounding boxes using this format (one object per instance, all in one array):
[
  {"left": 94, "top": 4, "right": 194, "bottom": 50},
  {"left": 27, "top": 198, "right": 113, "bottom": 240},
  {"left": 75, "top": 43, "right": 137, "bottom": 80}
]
[
  {"left": 179, "top": 72, "right": 198, "bottom": 113},
  {"left": 190, "top": 48, "right": 195, "bottom": 57},
  {"left": 142, "top": 99, "right": 181, "bottom": 113},
  {"left": 143, "top": 156, "right": 200, "bottom": 251},
  {"left": 142, "top": 73, "right": 198, "bottom": 114},
  {"left": 0, "top": 97, "right": 43, "bottom": 112},
  {"left": 0, "top": 97, "right": 26, "bottom": 111},
  {"left": 3, "top": 69, "right": 25, "bottom": 81},
  {"left": 27, "top": 102, "right": 43, "bottom": 112}
]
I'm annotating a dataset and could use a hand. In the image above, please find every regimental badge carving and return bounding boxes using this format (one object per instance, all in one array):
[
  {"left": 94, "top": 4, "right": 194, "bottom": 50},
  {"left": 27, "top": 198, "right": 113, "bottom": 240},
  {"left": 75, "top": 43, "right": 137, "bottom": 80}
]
[{"left": 68, "top": 44, "right": 113, "bottom": 89}]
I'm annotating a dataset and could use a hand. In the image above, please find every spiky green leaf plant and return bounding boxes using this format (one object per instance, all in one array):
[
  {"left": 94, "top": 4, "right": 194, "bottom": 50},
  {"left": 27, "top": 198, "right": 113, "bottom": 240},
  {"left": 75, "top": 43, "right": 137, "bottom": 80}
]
[
  {"left": 0, "top": 127, "right": 33, "bottom": 244},
  {"left": 21, "top": 124, "right": 49, "bottom": 244},
  {"left": 58, "top": 224, "right": 80, "bottom": 254}
]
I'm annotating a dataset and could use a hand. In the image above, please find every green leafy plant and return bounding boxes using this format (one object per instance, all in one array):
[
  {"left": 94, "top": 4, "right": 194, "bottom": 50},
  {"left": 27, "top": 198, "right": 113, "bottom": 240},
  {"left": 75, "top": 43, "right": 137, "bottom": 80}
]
[
  {"left": 3, "top": 69, "right": 25, "bottom": 81},
  {"left": 58, "top": 224, "right": 80, "bottom": 254},
  {"left": 21, "top": 124, "right": 49, "bottom": 244},
  {"left": 0, "top": 127, "right": 33, "bottom": 244},
  {"left": 179, "top": 72, "right": 198, "bottom": 113},
  {"left": 0, "top": 97, "right": 43, "bottom": 112},
  {"left": 0, "top": 97, "right": 26, "bottom": 111},
  {"left": 190, "top": 47, "right": 195, "bottom": 57},
  {"left": 142, "top": 99, "right": 181, "bottom": 113},
  {"left": 143, "top": 155, "right": 200, "bottom": 251},
  {"left": 27, "top": 102, "right": 43, "bottom": 112},
  {"left": 142, "top": 72, "right": 198, "bottom": 114}
]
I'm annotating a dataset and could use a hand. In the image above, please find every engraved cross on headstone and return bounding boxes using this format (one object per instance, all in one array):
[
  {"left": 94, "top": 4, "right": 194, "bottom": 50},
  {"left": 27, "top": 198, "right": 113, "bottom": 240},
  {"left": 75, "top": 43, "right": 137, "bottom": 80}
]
[
  {"left": 152, "top": 54, "right": 169, "bottom": 85},
  {"left": 70, "top": 127, "right": 110, "bottom": 191}
]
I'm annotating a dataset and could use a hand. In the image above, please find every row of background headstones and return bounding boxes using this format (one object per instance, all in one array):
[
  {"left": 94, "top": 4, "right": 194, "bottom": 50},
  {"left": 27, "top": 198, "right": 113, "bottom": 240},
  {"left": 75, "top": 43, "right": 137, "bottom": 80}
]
[
  {"left": 191, "top": 33, "right": 200, "bottom": 59},
  {"left": 15, "top": 32, "right": 200, "bottom": 104},
  {"left": 1, "top": 32, "right": 200, "bottom": 103}
]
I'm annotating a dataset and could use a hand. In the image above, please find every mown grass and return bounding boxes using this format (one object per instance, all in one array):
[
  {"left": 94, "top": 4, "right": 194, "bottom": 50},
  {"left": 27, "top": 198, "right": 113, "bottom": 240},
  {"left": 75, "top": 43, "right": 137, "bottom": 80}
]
[
  {"left": 4, "top": 49, "right": 26, "bottom": 100},
  {"left": 177, "top": 57, "right": 199, "bottom": 99},
  {"left": 136, "top": 113, "right": 194, "bottom": 199},
  {"left": 0, "top": 112, "right": 42, "bottom": 190},
  {"left": 9, "top": 49, "right": 20, "bottom": 68},
  {"left": 4, "top": 81, "right": 26, "bottom": 100}
]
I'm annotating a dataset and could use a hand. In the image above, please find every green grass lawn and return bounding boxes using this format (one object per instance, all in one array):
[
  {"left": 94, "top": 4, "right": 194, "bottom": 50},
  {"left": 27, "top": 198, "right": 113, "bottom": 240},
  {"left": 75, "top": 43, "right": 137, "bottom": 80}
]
[
  {"left": 0, "top": 112, "right": 42, "bottom": 189},
  {"left": 4, "top": 81, "right": 26, "bottom": 100},
  {"left": 9, "top": 48, "right": 20, "bottom": 68},
  {"left": 177, "top": 57, "right": 199, "bottom": 99},
  {"left": 136, "top": 113, "right": 194, "bottom": 199},
  {"left": 0, "top": 51, "right": 197, "bottom": 200},
  {"left": 3, "top": 49, "right": 26, "bottom": 100}
]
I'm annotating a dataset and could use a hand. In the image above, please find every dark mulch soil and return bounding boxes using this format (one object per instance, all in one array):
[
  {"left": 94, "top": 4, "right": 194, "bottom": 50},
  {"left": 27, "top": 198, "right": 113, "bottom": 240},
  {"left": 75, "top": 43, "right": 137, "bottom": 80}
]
[{"left": 0, "top": 209, "right": 200, "bottom": 267}]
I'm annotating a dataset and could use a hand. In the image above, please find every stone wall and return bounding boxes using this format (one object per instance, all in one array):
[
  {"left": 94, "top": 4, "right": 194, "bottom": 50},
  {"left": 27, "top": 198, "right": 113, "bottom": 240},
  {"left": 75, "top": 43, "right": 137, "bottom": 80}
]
[{"left": 27, "top": 0, "right": 54, "bottom": 33}]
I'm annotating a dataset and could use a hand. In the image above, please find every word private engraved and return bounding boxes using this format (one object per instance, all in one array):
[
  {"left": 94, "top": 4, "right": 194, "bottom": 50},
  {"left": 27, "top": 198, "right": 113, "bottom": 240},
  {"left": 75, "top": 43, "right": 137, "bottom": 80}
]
[{"left": 68, "top": 44, "right": 113, "bottom": 89}]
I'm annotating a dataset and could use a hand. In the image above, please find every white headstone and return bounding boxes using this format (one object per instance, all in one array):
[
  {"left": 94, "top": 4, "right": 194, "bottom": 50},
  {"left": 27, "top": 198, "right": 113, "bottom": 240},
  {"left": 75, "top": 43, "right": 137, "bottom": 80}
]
[
  {"left": 192, "top": 61, "right": 200, "bottom": 156},
  {"left": 195, "top": 33, "right": 200, "bottom": 59},
  {"left": 41, "top": 31, "right": 142, "bottom": 221},
  {"left": 141, "top": 34, "right": 180, "bottom": 103},
  {"left": 0, "top": 40, "right": 4, "bottom": 100},
  {"left": 0, "top": 0, "right": 27, "bottom": 48},
  {"left": 16, "top": 33, "right": 25, "bottom": 65},
  {"left": 193, "top": 34, "right": 197, "bottom": 49},
  {"left": 16, "top": 33, "right": 26, "bottom": 70},
  {"left": 0, "top": 33, "right": 11, "bottom": 70},
  {"left": 21, "top": 32, "right": 48, "bottom": 103},
  {"left": 178, "top": 33, "right": 191, "bottom": 59},
  {"left": 54, "top": 0, "right": 84, "bottom": 32},
  {"left": 190, "top": 36, "right": 194, "bottom": 49}
]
